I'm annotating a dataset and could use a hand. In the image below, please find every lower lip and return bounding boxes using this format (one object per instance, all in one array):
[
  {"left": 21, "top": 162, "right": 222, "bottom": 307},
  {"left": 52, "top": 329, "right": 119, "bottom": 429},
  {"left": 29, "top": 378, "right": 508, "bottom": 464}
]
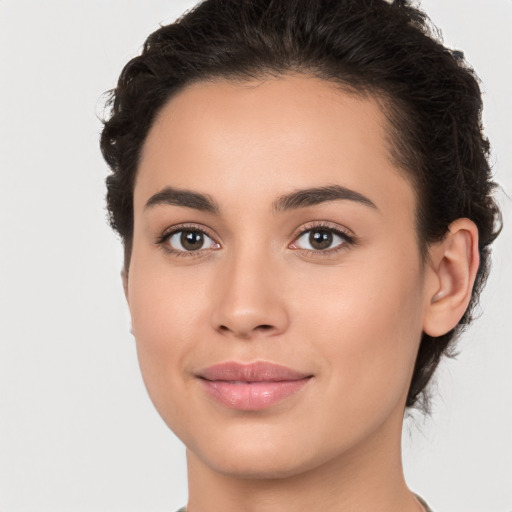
[{"left": 200, "top": 378, "right": 311, "bottom": 410}]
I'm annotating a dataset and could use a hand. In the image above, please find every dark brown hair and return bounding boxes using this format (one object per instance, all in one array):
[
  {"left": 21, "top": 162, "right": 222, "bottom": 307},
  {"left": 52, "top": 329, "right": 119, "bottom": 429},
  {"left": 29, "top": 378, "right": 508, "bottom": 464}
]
[{"left": 100, "top": 0, "right": 501, "bottom": 412}]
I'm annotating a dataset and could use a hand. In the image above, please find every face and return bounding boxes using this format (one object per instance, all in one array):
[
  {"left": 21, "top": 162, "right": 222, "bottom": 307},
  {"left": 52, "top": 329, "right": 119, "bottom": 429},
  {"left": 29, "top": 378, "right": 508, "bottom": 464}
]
[{"left": 127, "top": 75, "right": 430, "bottom": 478}]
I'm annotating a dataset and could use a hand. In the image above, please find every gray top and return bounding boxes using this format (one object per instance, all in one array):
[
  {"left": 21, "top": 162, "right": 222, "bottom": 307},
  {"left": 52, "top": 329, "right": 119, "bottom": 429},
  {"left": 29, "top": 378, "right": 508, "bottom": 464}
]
[
  {"left": 415, "top": 493, "right": 434, "bottom": 512},
  {"left": 176, "top": 494, "right": 433, "bottom": 511}
]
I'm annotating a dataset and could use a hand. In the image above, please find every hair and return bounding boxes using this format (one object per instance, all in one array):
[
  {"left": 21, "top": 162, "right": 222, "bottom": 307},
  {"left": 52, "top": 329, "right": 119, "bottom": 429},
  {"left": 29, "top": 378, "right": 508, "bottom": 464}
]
[{"left": 100, "top": 0, "right": 501, "bottom": 413}]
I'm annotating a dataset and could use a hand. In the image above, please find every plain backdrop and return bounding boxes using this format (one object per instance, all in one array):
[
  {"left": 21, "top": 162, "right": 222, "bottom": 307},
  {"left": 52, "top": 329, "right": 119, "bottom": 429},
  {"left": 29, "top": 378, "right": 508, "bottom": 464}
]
[{"left": 0, "top": 1, "right": 510, "bottom": 511}]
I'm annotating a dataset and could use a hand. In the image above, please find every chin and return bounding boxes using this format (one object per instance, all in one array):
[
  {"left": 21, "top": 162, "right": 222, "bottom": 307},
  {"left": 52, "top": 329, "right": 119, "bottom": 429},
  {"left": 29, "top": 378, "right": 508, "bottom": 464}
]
[
  {"left": 197, "top": 444, "right": 318, "bottom": 480},
  {"left": 182, "top": 418, "right": 337, "bottom": 480}
]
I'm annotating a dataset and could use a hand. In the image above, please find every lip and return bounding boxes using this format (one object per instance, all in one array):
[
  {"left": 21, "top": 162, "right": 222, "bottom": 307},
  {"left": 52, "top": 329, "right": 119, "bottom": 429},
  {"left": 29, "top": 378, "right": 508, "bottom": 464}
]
[{"left": 196, "top": 361, "right": 313, "bottom": 411}]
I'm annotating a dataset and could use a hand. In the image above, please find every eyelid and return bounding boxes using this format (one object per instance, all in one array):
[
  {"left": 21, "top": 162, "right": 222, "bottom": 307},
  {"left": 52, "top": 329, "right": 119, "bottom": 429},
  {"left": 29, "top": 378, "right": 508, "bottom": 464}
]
[
  {"left": 156, "top": 222, "right": 221, "bottom": 255},
  {"left": 289, "top": 221, "right": 356, "bottom": 253},
  {"left": 290, "top": 221, "right": 355, "bottom": 240},
  {"left": 155, "top": 220, "right": 355, "bottom": 257}
]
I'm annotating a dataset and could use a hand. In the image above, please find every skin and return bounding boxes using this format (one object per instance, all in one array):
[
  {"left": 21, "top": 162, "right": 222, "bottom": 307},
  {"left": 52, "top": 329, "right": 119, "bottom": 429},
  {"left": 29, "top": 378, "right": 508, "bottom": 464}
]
[{"left": 124, "top": 75, "right": 479, "bottom": 512}]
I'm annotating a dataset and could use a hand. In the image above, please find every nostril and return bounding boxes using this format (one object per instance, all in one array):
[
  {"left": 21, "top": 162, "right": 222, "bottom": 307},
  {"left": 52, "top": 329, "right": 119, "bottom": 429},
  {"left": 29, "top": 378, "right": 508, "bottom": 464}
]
[{"left": 216, "top": 323, "right": 275, "bottom": 336}]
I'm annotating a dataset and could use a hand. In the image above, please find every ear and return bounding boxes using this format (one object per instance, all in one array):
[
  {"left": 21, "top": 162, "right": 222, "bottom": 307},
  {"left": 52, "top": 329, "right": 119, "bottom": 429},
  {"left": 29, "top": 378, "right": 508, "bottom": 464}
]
[
  {"left": 121, "top": 269, "right": 135, "bottom": 335},
  {"left": 423, "top": 218, "right": 480, "bottom": 337},
  {"left": 121, "top": 269, "right": 129, "bottom": 304}
]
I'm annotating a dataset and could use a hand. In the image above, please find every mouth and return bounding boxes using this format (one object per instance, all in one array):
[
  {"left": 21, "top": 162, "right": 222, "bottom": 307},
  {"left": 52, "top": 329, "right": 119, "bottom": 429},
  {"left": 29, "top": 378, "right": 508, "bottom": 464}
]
[{"left": 196, "top": 361, "right": 313, "bottom": 411}]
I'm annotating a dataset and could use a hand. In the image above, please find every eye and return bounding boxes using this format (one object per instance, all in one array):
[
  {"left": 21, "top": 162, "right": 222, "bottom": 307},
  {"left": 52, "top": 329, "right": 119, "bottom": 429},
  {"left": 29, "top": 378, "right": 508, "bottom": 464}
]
[
  {"left": 290, "top": 226, "right": 353, "bottom": 252},
  {"left": 163, "top": 228, "right": 220, "bottom": 253}
]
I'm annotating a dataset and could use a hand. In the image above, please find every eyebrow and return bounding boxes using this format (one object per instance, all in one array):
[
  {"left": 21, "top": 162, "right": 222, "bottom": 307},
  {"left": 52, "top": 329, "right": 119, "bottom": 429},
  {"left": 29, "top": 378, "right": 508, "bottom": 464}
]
[
  {"left": 145, "top": 186, "right": 219, "bottom": 213},
  {"left": 272, "top": 185, "right": 377, "bottom": 212},
  {"left": 144, "top": 184, "right": 377, "bottom": 214}
]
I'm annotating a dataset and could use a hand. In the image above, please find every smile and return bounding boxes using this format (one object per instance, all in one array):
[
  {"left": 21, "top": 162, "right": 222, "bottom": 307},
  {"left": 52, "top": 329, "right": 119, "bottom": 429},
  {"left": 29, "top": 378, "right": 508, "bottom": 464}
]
[{"left": 197, "top": 361, "right": 313, "bottom": 411}]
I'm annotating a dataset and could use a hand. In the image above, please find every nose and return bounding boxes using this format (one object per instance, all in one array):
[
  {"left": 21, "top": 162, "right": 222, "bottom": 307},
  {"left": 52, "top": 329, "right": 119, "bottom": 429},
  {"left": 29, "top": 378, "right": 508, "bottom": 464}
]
[{"left": 210, "top": 249, "right": 289, "bottom": 340}]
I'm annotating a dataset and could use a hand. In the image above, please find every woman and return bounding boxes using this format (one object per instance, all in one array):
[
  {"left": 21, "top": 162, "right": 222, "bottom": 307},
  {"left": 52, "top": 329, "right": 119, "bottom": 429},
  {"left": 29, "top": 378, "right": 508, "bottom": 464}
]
[{"left": 100, "top": 1, "right": 501, "bottom": 510}]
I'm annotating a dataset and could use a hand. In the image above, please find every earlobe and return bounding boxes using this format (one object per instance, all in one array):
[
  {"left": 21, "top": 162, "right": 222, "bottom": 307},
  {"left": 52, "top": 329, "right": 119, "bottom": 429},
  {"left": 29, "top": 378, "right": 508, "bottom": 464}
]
[{"left": 423, "top": 218, "right": 480, "bottom": 337}]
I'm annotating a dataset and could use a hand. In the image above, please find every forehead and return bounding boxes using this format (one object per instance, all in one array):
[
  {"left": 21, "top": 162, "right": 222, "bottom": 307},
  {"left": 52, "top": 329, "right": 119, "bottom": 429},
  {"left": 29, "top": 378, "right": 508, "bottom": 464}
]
[{"left": 135, "top": 75, "right": 415, "bottom": 219}]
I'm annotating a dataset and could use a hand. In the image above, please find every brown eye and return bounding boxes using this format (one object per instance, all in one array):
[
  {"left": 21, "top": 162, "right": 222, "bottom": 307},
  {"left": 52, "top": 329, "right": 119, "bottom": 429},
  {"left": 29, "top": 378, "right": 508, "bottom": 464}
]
[
  {"left": 167, "top": 230, "right": 219, "bottom": 252},
  {"left": 309, "top": 230, "right": 333, "bottom": 250},
  {"left": 291, "top": 227, "right": 349, "bottom": 252},
  {"left": 180, "top": 231, "right": 204, "bottom": 251}
]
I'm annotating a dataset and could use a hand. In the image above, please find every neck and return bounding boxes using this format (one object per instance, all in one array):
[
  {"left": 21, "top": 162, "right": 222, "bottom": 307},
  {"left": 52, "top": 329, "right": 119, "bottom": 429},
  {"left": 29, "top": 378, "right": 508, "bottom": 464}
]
[{"left": 185, "top": 408, "right": 423, "bottom": 512}]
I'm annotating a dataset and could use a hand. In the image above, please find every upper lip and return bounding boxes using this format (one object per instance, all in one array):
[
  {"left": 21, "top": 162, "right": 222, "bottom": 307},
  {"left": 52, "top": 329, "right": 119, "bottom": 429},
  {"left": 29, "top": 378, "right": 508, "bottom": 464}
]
[{"left": 197, "top": 361, "right": 312, "bottom": 382}]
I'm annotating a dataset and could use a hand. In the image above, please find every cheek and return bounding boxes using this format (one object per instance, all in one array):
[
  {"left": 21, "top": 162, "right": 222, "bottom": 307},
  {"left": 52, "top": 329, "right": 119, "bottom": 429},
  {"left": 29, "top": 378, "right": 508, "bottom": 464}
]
[
  {"left": 128, "top": 243, "right": 210, "bottom": 340},
  {"left": 292, "top": 252, "right": 425, "bottom": 411},
  {"left": 126, "top": 254, "right": 211, "bottom": 411}
]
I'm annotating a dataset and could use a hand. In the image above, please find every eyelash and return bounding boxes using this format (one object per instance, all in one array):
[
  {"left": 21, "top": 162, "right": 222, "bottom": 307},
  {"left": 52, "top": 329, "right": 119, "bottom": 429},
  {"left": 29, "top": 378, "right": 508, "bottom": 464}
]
[
  {"left": 156, "top": 222, "right": 356, "bottom": 258},
  {"left": 289, "top": 222, "right": 355, "bottom": 257},
  {"left": 156, "top": 223, "right": 220, "bottom": 258}
]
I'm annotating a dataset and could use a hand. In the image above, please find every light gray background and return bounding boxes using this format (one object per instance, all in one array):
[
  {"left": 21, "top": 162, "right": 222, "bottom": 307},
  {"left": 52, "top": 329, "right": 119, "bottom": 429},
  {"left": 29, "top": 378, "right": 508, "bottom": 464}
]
[{"left": 0, "top": 1, "right": 510, "bottom": 511}]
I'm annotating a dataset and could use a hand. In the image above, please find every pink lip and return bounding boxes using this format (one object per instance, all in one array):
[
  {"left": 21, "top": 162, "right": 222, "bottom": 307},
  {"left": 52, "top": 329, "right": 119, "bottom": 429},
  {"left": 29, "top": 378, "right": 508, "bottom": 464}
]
[{"left": 197, "top": 361, "right": 313, "bottom": 411}]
